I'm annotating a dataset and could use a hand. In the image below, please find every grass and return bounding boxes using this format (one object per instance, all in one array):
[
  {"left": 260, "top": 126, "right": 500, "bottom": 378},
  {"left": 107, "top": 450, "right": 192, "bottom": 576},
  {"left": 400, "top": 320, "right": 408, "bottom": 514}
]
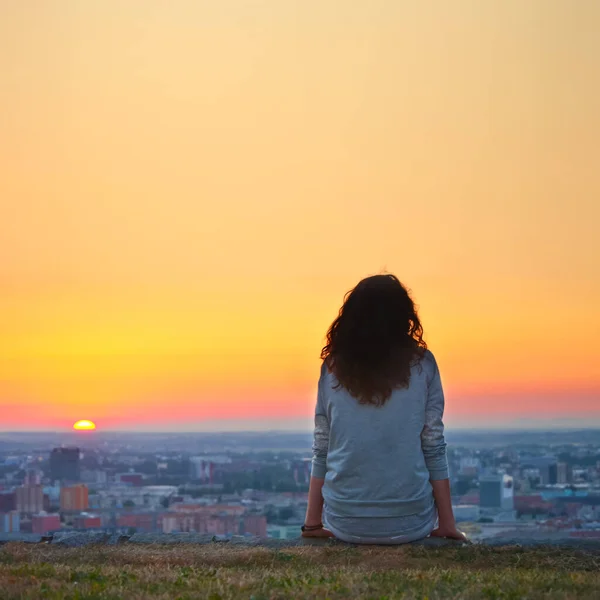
[{"left": 1, "top": 542, "right": 599, "bottom": 599}]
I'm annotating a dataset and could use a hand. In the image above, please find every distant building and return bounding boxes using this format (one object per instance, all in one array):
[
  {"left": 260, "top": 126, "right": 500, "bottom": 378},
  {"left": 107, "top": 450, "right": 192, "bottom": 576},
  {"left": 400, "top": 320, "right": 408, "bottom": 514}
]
[
  {"left": 0, "top": 511, "right": 20, "bottom": 533},
  {"left": 91, "top": 485, "right": 177, "bottom": 511},
  {"left": 31, "top": 513, "right": 61, "bottom": 535},
  {"left": 43, "top": 485, "right": 61, "bottom": 507},
  {"left": 479, "top": 475, "right": 514, "bottom": 510},
  {"left": 161, "top": 513, "right": 195, "bottom": 534},
  {"left": 73, "top": 514, "right": 102, "bottom": 529},
  {"left": 0, "top": 492, "right": 16, "bottom": 512},
  {"left": 557, "top": 462, "right": 572, "bottom": 484},
  {"left": 118, "top": 473, "right": 144, "bottom": 487},
  {"left": 292, "top": 460, "right": 311, "bottom": 486},
  {"left": 50, "top": 447, "right": 81, "bottom": 483},
  {"left": 452, "top": 504, "right": 480, "bottom": 522},
  {"left": 542, "top": 463, "right": 558, "bottom": 485},
  {"left": 15, "top": 484, "right": 44, "bottom": 514},
  {"left": 208, "top": 515, "right": 238, "bottom": 535},
  {"left": 117, "top": 512, "right": 159, "bottom": 533},
  {"left": 171, "top": 503, "right": 246, "bottom": 517},
  {"left": 189, "top": 456, "right": 231, "bottom": 483},
  {"left": 514, "top": 494, "right": 554, "bottom": 516},
  {"left": 459, "top": 458, "right": 481, "bottom": 477},
  {"left": 81, "top": 469, "right": 107, "bottom": 485},
  {"left": 60, "top": 484, "right": 89, "bottom": 512},
  {"left": 522, "top": 456, "right": 558, "bottom": 485},
  {"left": 23, "top": 469, "right": 42, "bottom": 486},
  {"left": 241, "top": 515, "right": 267, "bottom": 537},
  {"left": 160, "top": 510, "right": 244, "bottom": 536}
]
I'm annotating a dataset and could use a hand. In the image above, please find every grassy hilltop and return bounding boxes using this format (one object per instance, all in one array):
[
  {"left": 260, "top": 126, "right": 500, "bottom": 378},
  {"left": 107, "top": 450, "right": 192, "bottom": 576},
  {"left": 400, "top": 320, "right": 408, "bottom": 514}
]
[{"left": 2, "top": 542, "right": 599, "bottom": 599}]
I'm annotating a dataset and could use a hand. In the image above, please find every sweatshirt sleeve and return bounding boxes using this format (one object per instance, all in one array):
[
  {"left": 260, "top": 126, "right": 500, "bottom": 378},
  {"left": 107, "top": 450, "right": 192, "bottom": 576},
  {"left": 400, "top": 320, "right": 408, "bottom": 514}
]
[
  {"left": 311, "top": 363, "right": 330, "bottom": 479},
  {"left": 420, "top": 354, "right": 449, "bottom": 481}
]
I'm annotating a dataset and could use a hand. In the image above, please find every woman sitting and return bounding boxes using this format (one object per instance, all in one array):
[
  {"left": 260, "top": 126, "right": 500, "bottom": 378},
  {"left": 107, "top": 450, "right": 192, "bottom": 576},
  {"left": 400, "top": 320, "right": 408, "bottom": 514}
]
[{"left": 302, "top": 274, "right": 466, "bottom": 544}]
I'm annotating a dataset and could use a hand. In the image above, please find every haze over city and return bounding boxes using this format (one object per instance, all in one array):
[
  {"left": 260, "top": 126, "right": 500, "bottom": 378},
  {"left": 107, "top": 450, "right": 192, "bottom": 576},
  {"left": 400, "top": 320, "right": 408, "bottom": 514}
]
[{"left": 1, "top": 1, "right": 599, "bottom": 432}]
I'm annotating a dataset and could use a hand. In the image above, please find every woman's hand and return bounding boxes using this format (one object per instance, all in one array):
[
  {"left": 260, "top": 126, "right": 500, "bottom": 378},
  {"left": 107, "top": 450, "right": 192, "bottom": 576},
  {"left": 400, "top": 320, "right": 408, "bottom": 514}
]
[
  {"left": 301, "top": 526, "right": 335, "bottom": 539},
  {"left": 430, "top": 523, "right": 468, "bottom": 541},
  {"left": 429, "top": 480, "right": 468, "bottom": 542}
]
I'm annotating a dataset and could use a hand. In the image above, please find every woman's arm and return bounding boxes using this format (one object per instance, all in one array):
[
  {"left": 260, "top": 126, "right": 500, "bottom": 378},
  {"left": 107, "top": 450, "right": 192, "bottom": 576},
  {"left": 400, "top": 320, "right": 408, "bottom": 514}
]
[
  {"left": 430, "top": 479, "right": 466, "bottom": 540},
  {"left": 303, "top": 475, "right": 333, "bottom": 537},
  {"left": 305, "top": 475, "right": 325, "bottom": 527},
  {"left": 421, "top": 355, "right": 466, "bottom": 541},
  {"left": 303, "top": 365, "right": 334, "bottom": 537}
]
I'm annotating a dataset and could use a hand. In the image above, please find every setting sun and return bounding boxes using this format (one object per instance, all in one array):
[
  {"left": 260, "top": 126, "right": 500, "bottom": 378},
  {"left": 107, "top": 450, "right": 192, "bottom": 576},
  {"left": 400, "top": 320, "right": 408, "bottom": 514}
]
[{"left": 73, "top": 420, "right": 96, "bottom": 431}]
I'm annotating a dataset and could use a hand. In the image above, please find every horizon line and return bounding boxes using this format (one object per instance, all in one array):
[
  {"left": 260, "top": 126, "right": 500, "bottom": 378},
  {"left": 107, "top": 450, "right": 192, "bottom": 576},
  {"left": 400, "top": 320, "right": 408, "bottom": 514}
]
[{"left": 2, "top": 426, "right": 600, "bottom": 434}]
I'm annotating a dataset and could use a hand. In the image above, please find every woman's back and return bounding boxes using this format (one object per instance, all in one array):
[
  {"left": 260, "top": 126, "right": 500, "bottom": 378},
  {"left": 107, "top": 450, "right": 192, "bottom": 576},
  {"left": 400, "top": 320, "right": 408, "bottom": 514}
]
[{"left": 314, "top": 350, "right": 448, "bottom": 520}]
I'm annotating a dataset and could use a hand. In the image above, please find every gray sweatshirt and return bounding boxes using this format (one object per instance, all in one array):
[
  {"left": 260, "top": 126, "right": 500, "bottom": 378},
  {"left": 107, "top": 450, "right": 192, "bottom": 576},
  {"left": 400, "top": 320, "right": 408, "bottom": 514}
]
[{"left": 312, "top": 350, "right": 449, "bottom": 518}]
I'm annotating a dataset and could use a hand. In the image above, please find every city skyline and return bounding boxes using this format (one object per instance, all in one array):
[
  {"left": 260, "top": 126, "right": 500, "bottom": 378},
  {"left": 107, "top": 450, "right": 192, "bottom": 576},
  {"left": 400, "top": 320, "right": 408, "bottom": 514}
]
[
  {"left": 1, "top": 1, "right": 599, "bottom": 431},
  {"left": 3, "top": 418, "right": 600, "bottom": 435},
  {"left": 2, "top": 429, "right": 599, "bottom": 567}
]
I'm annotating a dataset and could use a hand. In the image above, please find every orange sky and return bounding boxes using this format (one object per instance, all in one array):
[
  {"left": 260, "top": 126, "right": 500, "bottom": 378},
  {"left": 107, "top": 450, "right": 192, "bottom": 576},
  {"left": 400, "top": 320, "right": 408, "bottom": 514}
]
[{"left": 1, "top": 1, "right": 599, "bottom": 431}]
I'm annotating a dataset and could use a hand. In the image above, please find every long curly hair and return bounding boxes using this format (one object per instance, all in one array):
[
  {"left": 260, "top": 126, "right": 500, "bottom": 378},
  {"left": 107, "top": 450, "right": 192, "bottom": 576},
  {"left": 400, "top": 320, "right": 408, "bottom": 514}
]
[{"left": 321, "top": 274, "right": 427, "bottom": 406}]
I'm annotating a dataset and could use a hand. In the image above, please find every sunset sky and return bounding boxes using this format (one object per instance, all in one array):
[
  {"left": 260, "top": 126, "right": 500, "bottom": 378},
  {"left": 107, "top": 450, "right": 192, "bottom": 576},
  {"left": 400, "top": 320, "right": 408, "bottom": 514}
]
[{"left": 1, "top": 1, "right": 599, "bottom": 431}]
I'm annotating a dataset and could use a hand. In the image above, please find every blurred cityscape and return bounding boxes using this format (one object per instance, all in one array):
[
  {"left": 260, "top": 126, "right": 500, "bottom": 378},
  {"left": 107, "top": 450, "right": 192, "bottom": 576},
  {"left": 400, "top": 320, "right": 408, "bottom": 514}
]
[{"left": 1, "top": 429, "right": 599, "bottom": 542}]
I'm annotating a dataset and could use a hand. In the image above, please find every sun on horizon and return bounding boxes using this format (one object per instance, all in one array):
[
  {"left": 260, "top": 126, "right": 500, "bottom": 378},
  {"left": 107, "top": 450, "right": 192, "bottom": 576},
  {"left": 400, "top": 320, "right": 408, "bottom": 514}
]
[{"left": 73, "top": 420, "right": 96, "bottom": 431}]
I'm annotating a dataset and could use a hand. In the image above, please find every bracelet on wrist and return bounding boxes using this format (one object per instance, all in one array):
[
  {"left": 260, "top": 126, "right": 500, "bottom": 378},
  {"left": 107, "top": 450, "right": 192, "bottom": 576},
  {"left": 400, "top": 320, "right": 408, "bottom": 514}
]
[{"left": 301, "top": 523, "right": 323, "bottom": 532}]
